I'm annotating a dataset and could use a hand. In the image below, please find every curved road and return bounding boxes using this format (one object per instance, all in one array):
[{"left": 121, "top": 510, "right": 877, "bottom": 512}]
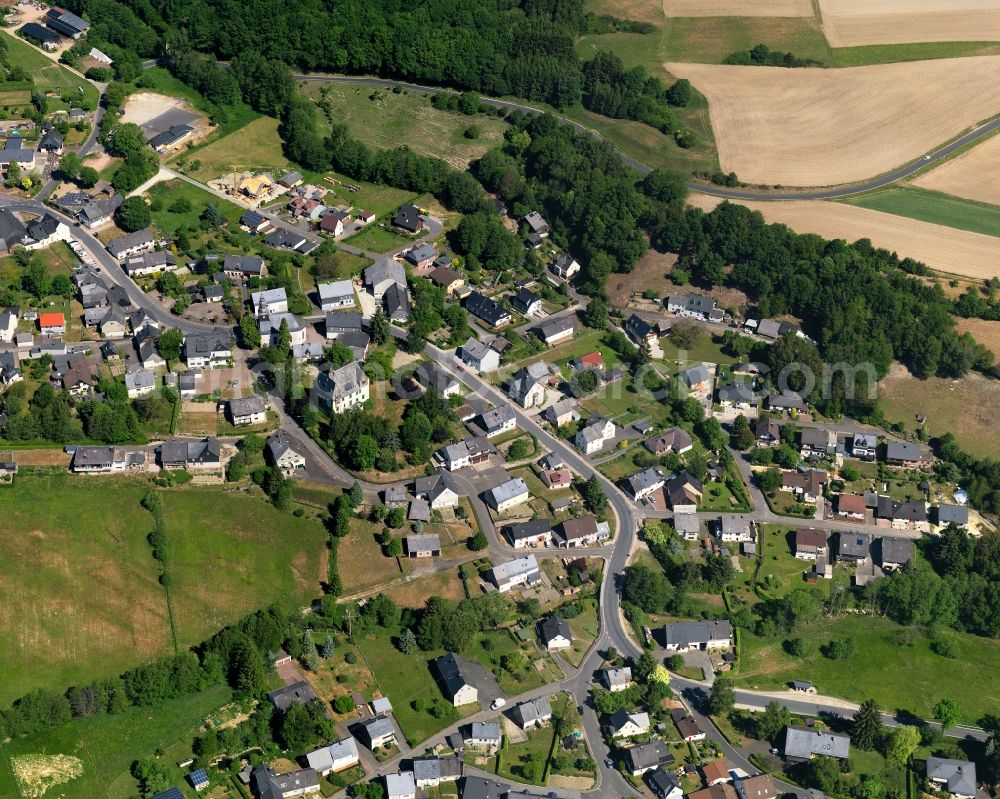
[{"left": 293, "top": 73, "right": 1000, "bottom": 201}]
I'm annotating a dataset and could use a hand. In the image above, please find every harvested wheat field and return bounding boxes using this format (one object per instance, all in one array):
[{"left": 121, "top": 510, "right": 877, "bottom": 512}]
[
  {"left": 667, "top": 57, "right": 1000, "bottom": 186},
  {"left": 911, "top": 133, "right": 1000, "bottom": 206},
  {"left": 689, "top": 193, "right": 1000, "bottom": 279},
  {"left": 818, "top": 0, "right": 1000, "bottom": 47},
  {"left": 664, "top": 0, "right": 812, "bottom": 16},
  {"left": 955, "top": 317, "right": 1000, "bottom": 360}
]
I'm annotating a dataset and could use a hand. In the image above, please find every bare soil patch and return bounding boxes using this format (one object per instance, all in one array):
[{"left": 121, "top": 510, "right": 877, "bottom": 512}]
[
  {"left": 11, "top": 449, "right": 71, "bottom": 467},
  {"left": 11, "top": 753, "right": 84, "bottom": 799},
  {"left": 121, "top": 92, "right": 191, "bottom": 126},
  {"left": 664, "top": 0, "right": 812, "bottom": 16},
  {"left": 606, "top": 249, "right": 677, "bottom": 306},
  {"left": 689, "top": 193, "right": 1000, "bottom": 279},
  {"left": 911, "top": 133, "right": 1000, "bottom": 206},
  {"left": 383, "top": 567, "right": 468, "bottom": 608},
  {"left": 667, "top": 57, "right": 1000, "bottom": 186},
  {"left": 818, "top": 0, "right": 1000, "bottom": 46}
]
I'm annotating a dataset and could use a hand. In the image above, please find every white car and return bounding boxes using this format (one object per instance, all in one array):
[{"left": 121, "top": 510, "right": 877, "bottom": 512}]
[{"left": 490, "top": 697, "right": 506, "bottom": 710}]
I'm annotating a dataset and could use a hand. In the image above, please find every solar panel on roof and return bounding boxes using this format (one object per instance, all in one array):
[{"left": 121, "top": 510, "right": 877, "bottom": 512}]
[
  {"left": 151, "top": 788, "right": 185, "bottom": 799},
  {"left": 190, "top": 769, "right": 208, "bottom": 783}
]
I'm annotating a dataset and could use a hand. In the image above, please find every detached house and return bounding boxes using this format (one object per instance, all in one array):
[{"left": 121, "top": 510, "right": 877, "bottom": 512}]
[
  {"left": 266, "top": 430, "right": 306, "bottom": 473},
  {"left": 228, "top": 395, "right": 267, "bottom": 426},
  {"left": 782, "top": 468, "right": 827, "bottom": 503},
  {"left": 602, "top": 666, "right": 633, "bottom": 692},
  {"left": 549, "top": 253, "right": 580, "bottom": 280},
  {"left": 543, "top": 398, "right": 580, "bottom": 428},
  {"left": 647, "top": 769, "right": 682, "bottom": 799},
  {"left": 926, "top": 758, "right": 977, "bottom": 799},
  {"left": 504, "top": 519, "right": 552, "bottom": 549},
  {"left": 508, "top": 361, "right": 549, "bottom": 408},
  {"left": 783, "top": 727, "right": 850, "bottom": 763},
  {"left": 510, "top": 696, "right": 552, "bottom": 730},
  {"left": 306, "top": 738, "right": 360, "bottom": 776},
  {"left": 540, "top": 616, "right": 572, "bottom": 650},
  {"left": 625, "top": 467, "right": 665, "bottom": 502},
  {"left": 184, "top": 332, "right": 232, "bottom": 369},
  {"left": 489, "top": 554, "right": 540, "bottom": 592},
  {"left": 625, "top": 741, "right": 672, "bottom": 777},
  {"left": 665, "top": 471, "right": 703, "bottom": 513},
  {"left": 413, "top": 470, "right": 460, "bottom": 509},
  {"left": 437, "top": 435, "right": 497, "bottom": 470},
  {"left": 535, "top": 316, "right": 574, "bottom": 346},
  {"left": 575, "top": 417, "right": 615, "bottom": 454},
  {"left": 316, "top": 361, "right": 370, "bottom": 414},
  {"left": 663, "top": 620, "right": 733, "bottom": 653},
  {"left": 465, "top": 291, "right": 512, "bottom": 328},
  {"left": 880, "top": 537, "right": 914, "bottom": 570},
  {"left": 800, "top": 428, "right": 836, "bottom": 460},
  {"left": 433, "top": 653, "right": 479, "bottom": 706},
  {"left": 485, "top": 477, "right": 529, "bottom": 513},
  {"left": 558, "top": 515, "right": 609, "bottom": 547},
  {"left": 459, "top": 338, "right": 500, "bottom": 373},
  {"left": 480, "top": 405, "right": 517, "bottom": 437},
  {"left": 317, "top": 280, "right": 356, "bottom": 311},
  {"left": 624, "top": 314, "right": 656, "bottom": 345},
  {"left": 644, "top": 427, "right": 694, "bottom": 456},
  {"left": 666, "top": 293, "right": 724, "bottom": 323},
  {"left": 755, "top": 417, "right": 780, "bottom": 447},
  {"left": 886, "top": 441, "right": 931, "bottom": 469},
  {"left": 836, "top": 531, "right": 872, "bottom": 563},
  {"left": 107, "top": 228, "right": 155, "bottom": 260},
  {"left": 794, "top": 529, "right": 828, "bottom": 560},
  {"left": 608, "top": 709, "right": 650, "bottom": 739}
]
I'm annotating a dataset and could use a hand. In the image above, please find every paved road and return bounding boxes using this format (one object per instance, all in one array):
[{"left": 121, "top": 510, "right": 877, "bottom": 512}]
[{"left": 294, "top": 73, "right": 1000, "bottom": 201}]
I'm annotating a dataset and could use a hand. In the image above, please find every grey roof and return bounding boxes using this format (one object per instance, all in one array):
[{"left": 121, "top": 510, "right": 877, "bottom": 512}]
[
  {"left": 926, "top": 757, "right": 977, "bottom": 797},
  {"left": 0, "top": 138, "right": 36, "bottom": 164},
  {"left": 47, "top": 7, "right": 90, "bottom": 34},
  {"left": 73, "top": 445, "right": 119, "bottom": 467},
  {"left": 461, "top": 337, "right": 493, "bottom": 361},
  {"left": 229, "top": 395, "right": 266, "bottom": 418},
  {"left": 306, "top": 737, "right": 359, "bottom": 773},
  {"left": 893, "top": 500, "right": 926, "bottom": 522},
  {"left": 405, "top": 534, "right": 440, "bottom": 553},
  {"left": 392, "top": 204, "right": 422, "bottom": 232},
  {"left": 783, "top": 726, "right": 850, "bottom": 760},
  {"left": 149, "top": 124, "right": 193, "bottom": 149},
  {"left": 936, "top": 504, "right": 969, "bottom": 526},
  {"left": 510, "top": 696, "right": 552, "bottom": 727},
  {"left": 490, "top": 554, "right": 539, "bottom": 585},
  {"left": 325, "top": 311, "right": 364, "bottom": 334},
  {"left": 107, "top": 228, "right": 154, "bottom": 257},
  {"left": 880, "top": 536, "right": 914, "bottom": 566},
  {"left": 837, "top": 531, "right": 872, "bottom": 559},
  {"left": 160, "top": 438, "right": 222, "bottom": 466},
  {"left": 21, "top": 22, "right": 61, "bottom": 44},
  {"left": 185, "top": 331, "right": 231, "bottom": 358},
  {"left": 316, "top": 361, "right": 367, "bottom": 403},
  {"left": 886, "top": 440, "right": 926, "bottom": 462},
  {"left": 266, "top": 679, "right": 318, "bottom": 711},
  {"left": 223, "top": 254, "right": 264, "bottom": 275},
  {"left": 241, "top": 209, "right": 268, "bottom": 229},
  {"left": 79, "top": 193, "right": 123, "bottom": 225},
  {"left": 664, "top": 620, "right": 732, "bottom": 647},
  {"left": 667, "top": 293, "right": 719, "bottom": 316},
  {"left": 385, "top": 772, "right": 415, "bottom": 798},
  {"left": 627, "top": 741, "right": 672, "bottom": 772},
  {"left": 265, "top": 429, "right": 299, "bottom": 463},
  {"left": 466, "top": 291, "right": 510, "bottom": 326},
  {"left": 541, "top": 615, "right": 571, "bottom": 644},
  {"left": 461, "top": 777, "right": 505, "bottom": 799},
  {"left": 251, "top": 286, "right": 287, "bottom": 308},
  {"left": 358, "top": 714, "right": 395, "bottom": 742},
  {"left": 264, "top": 227, "right": 308, "bottom": 250},
  {"left": 412, "top": 758, "right": 441, "bottom": 784},
  {"left": 604, "top": 666, "right": 632, "bottom": 688},
  {"left": 718, "top": 383, "right": 755, "bottom": 404},
  {"left": 504, "top": 519, "right": 552, "bottom": 543},
  {"left": 487, "top": 476, "right": 528, "bottom": 506},
  {"left": 480, "top": 404, "right": 515, "bottom": 433},
  {"left": 0, "top": 209, "right": 28, "bottom": 249},
  {"left": 124, "top": 369, "right": 155, "bottom": 392},
  {"left": 626, "top": 467, "right": 663, "bottom": 497},
  {"left": 433, "top": 653, "right": 474, "bottom": 700},
  {"left": 511, "top": 287, "right": 540, "bottom": 313},
  {"left": 536, "top": 316, "right": 574, "bottom": 339},
  {"left": 365, "top": 256, "right": 407, "bottom": 290},
  {"left": 680, "top": 363, "right": 710, "bottom": 387},
  {"left": 767, "top": 391, "right": 807, "bottom": 410},
  {"left": 405, "top": 243, "right": 436, "bottom": 264},
  {"left": 318, "top": 279, "right": 355, "bottom": 301},
  {"left": 609, "top": 708, "right": 649, "bottom": 733},
  {"left": 27, "top": 214, "right": 60, "bottom": 242},
  {"left": 468, "top": 721, "right": 501, "bottom": 741},
  {"left": 648, "top": 767, "right": 682, "bottom": 797},
  {"left": 383, "top": 281, "right": 410, "bottom": 320}
]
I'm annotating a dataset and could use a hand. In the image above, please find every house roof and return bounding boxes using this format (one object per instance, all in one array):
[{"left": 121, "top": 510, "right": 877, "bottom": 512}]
[
  {"left": 680, "top": 363, "right": 710, "bottom": 387},
  {"left": 21, "top": 21, "right": 61, "bottom": 44},
  {"left": 510, "top": 696, "right": 552, "bottom": 727},
  {"left": 837, "top": 493, "right": 867, "bottom": 514},
  {"left": 433, "top": 653, "right": 475, "bottom": 700},
  {"left": 784, "top": 726, "right": 850, "bottom": 759},
  {"left": 428, "top": 265, "right": 463, "bottom": 287},
  {"left": 149, "top": 124, "right": 193, "bottom": 149},
  {"left": 536, "top": 316, "right": 574, "bottom": 339},
  {"left": 936, "top": 504, "right": 969, "bottom": 526},
  {"left": 266, "top": 679, "right": 318, "bottom": 711},
  {"left": 626, "top": 467, "right": 664, "bottom": 496},
  {"left": 560, "top": 515, "right": 599, "bottom": 541},
  {"left": 893, "top": 500, "right": 926, "bottom": 522},
  {"left": 796, "top": 529, "right": 827, "bottom": 550},
  {"left": 504, "top": 519, "right": 552, "bottom": 542},
  {"left": 702, "top": 759, "right": 732, "bottom": 784},
  {"left": 392, "top": 204, "right": 422, "bottom": 231},
  {"left": 318, "top": 279, "right": 355, "bottom": 301},
  {"left": 465, "top": 291, "right": 510, "bottom": 326},
  {"left": 609, "top": 708, "right": 649, "bottom": 733},
  {"left": 540, "top": 615, "right": 571, "bottom": 643},
  {"left": 880, "top": 536, "right": 914, "bottom": 565},
  {"left": 468, "top": 721, "right": 501, "bottom": 740},
  {"left": 229, "top": 395, "right": 266, "bottom": 417},
  {"left": 645, "top": 427, "right": 694, "bottom": 454},
  {"left": 107, "top": 228, "right": 154, "bottom": 257},
  {"left": 306, "top": 737, "right": 359, "bottom": 773},
  {"left": 649, "top": 768, "right": 682, "bottom": 796},
  {"left": 385, "top": 772, "right": 415, "bottom": 798},
  {"left": 668, "top": 293, "right": 719, "bottom": 316},
  {"left": 405, "top": 243, "right": 436, "bottom": 264},
  {"left": 886, "top": 441, "right": 926, "bottom": 462},
  {"left": 365, "top": 256, "right": 407, "bottom": 290},
  {"left": 737, "top": 774, "right": 777, "bottom": 799},
  {"left": 405, "top": 534, "right": 440, "bottom": 552},
  {"left": 358, "top": 714, "right": 395, "bottom": 741},
  {"left": 626, "top": 740, "right": 671, "bottom": 771},
  {"left": 511, "top": 287, "right": 540, "bottom": 313},
  {"left": 603, "top": 666, "right": 632, "bottom": 688},
  {"left": 664, "top": 620, "right": 732, "bottom": 647},
  {"left": 926, "top": 757, "right": 977, "bottom": 797},
  {"left": 39, "top": 312, "right": 64, "bottom": 327},
  {"left": 460, "top": 777, "right": 505, "bottom": 799},
  {"left": 837, "top": 532, "right": 872, "bottom": 559},
  {"left": 490, "top": 554, "right": 538, "bottom": 584}
]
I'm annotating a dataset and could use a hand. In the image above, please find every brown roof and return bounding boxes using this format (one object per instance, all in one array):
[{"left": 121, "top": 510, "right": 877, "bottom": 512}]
[
  {"left": 428, "top": 266, "right": 463, "bottom": 287},
  {"left": 690, "top": 787, "right": 737, "bottom": 799},
  {"left": 739, "top": 775, "right": 777, "bottom": 799},
  {"left": 837, "top": 493, "right": 867, "bottom": 514},
  {"left": 561, "top": 515, "right": 598, "bottom": 540},
  {"left": 701, "top": 759, "right": 733, "bottom": 784},
  {"left": 796, "top": 529, "right": 827, "bottom": 551},
  {"left": 676, "top": 715, "right": 702, "bottom": 738}
]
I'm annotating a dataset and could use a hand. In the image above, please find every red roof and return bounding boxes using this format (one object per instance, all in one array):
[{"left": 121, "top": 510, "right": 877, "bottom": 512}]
[
  {"left": 39, "top": 313, "right": 64, "bottom": 327},
  {"left": 577, "top": 351, "right": 604, "bottom": 368}
]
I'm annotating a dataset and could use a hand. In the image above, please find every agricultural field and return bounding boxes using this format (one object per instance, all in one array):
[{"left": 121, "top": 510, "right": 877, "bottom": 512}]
[
  {"left": 0, "top": 686, "right": 231, "bottom": 799},
  {"left": 954, "top": 317, "right": 1000, "bottom": 361},
  {"left": 737, "top": 613, "right": 1000, "bottom": 723},
  {"left": 878, "top": 363, "right": 1000, "bottom": 459},
  {"left": 171, "top": 116, "right": 290, "bottom": 182},
  {"left": 304, "top": 83, "right": 509, "bottom": 170},
  {"left": 663, "top": 0, "right": 813, "bottom": 16},
  {"left": 0, "top": 475, "right": 327, "bottom": 705},
  {"left": 912, "top": 132, "right": 1000, "bottom": 206},
  {"left": 817, "top": 0, "right": 1000, "bottom": 47},
  {"left": 0, "top": 31, "right": 97, "bottom": 109},
  {"left": 667, "top": 56, "right": 1000, "bottom": 186},
  {"left": 839, "top": 186, "right": 1000, "bottom": 238},
  {"left": 688, "top": 193, "right": 1000, "bottom": 280},
  {"left": 663, "top": 17, "right": 831, "bottom": 64}
]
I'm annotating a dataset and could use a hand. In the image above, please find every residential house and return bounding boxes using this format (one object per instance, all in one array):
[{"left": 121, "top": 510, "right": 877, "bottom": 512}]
[
  {"left": 664, "top": 471, "right": 703, "bottom": 513},
  {"left": 624, "top": 314, "right": 656, "bottom": 345},
  {"left": 158, "top": 439, "right": 222, "bottom": 470},
  {"left": 223, "top": 254, "right": 266, "bottom": 279},
  {"left": 202, "top": 285, "right": 224, "bottom": 303},
  {"left": 756, "top": 319, "right": 783, "bottom": 341},
  {"left": 324, "top": 311, "right": 364, "bottom": 339},
  {"left": 277, "top": 171, "right": 303, "bottom": 189},
  {"left": 675, "top": 714, "right": 706, "bottom": 742},
  {"left": 718, "top": 383, "right": 756, "bottom": 409},
  {"left": 851, "top": 433, "right": 878, "bottom": 461},
  {"left": 149, "top": 124, "right": 194, "bottom": 152},
  {"left": 385, "top": 772, "right": 416, "bottom": 799},
  {"left": 436, "top": 436, "right": 497, "bottom": 470},
  {"left": 535, "top": 316, "right": 574, "bottom": 346},
  {"left": 122, "top": 250, "right": 179, "bottom": 278},
  {"left": 465, "top": 291, "right": 512, "bottom": 328},
  {"left": 25, "top": 214, "right": 70, "bottom": 249},
  {"left": 137, "top": 338, "right": 166, "bottom": 371},
  {"left": 542, "top": 398, "right": 580, "bottom": 428},
  {"left": 317, "top": 280, "right": 356, "bottom": 311},
  {"left": 601, "top": 666, "right": 632, "bottom": 692},
  {"left": 263, "top": 227, "right": 310, "bottom": 253},
  {"left": 319, "top": 210, "right": 348, "bottom": 236},
  {"left": 315, "top": 361, "right": 370, "bottom": 414},
  {"left": 625, "top": 741, "right": 673, "bottom": 776},
  {"left": 392, "top": 204, "right": 423, "bottom": 233},
  {"left": 644, "top": 428, "right": 694, "bottom": 456},
  {"left": 575, "top": 417, "right": 615, "bottom": 455},
  {"left": 663, "top": 620, "right": 733, "bottom": 652},
  {"left": 608, "top": 709, "right": 650, "bottom": 739},
  {"left": 266, "top": 430, "right": 306, "bottom": 473},
  {"left": 702, "top": 760, "right": 734, "bottom": 786},
  {"left": 383, "top": 282, "right": 410, "bottom": 322},
  {"left": 679, "top": 363, "right": 712, "bottom": 394},
  {"left": 241, "top": 210, "right": 271, "bottom": 234},
  {"left": 364, "top": 257, "right": 407, "bottom": 300},
  {"left": 124, "top": 369, "right": 155, "bottom": 399},
  {"left": 625, "top": 467, "right": 665, "bottom": 502},
  {"left": 508, "top": 361, "right": 549, "bottom": 408},
  {"left": 648, "top": 769, "right": 683, "bottom": 799},
  {"left": 39, "top": 312, "right": 65, "bottom": 336},
  {"left": 541, "top": 468, "right": 572, "bottom": 489},
  {"left": 266, "top": 680, "right": 319, "bottom": 711},
  {"left": 427, "top": 266, "right": 464, "bottom": 295},
  {"left": 891, "top": 500, "right": 928, "bottom": 532},
  {"left": 98, "top": 305, "right": 128, "bottom": 339},
  {"left": 404, "top": 534, "right": 441, "bottom": 557},
  {"left": 755, "top": 417, "right": 781, "bottom": 447},
  {"left": 433, "top": 653, "right": 479, "bottom": 706},
  {"left": 880, "top": 537, "right": 914, "bottom": 571},
  {"left": 666, "top": 293, "right": 724, "bottom": 322},
  {"left": 835, "top": 493, "right": 867, "bottom": 521},
  {"left": 783, "top": 727, "right": 850, "bottom": 763},
  {"left": 736, "top": 774, "right": 779, "bottom": 799},
  {"left": 674, "top": 513, "right": 701, "bottom": 541},
  {"left": 488, "top": 554, "right": 540, "bottom": 592},
  {"left": 835, "top": 532, "right": 872, "bottom": 563},
  {"left": 509, "top": 696, "right": 552, "bottom": 730},
  {"left": 356, "top": 716, "right": 397, "bottom": 750},
  {"left": 464, "top": 722, "right": 502, "bottom": 753},
  {"left": 72, "top": 446, "right": 127, "bottom": 473},
  {"left": 572, "top": 351, "right": 605, "bottom": 372},
  {"left": 305, "top": 738, "right": 360, "bottom": 776},
  {"left": 504, "top": 519, "right": 552, "bottom": 549},
  {"left": 510, "top": 287, "right": 542, "bottom": 316},
  {"left": 412, "top": 756, "right": 461, "bottom": 788},
  {"left": 717, "top": 515, "right": 754, "bottom": 543},
  {"left": 228, "top": 395, "right": 267, "bottom": 426},
  {"left": 558, "top": 515, "right": 608, "bottom": 547},
  {"left": 885, "top": 441, "right": 930, "bottom": 469},
  {"left": 413, "top": 362, "right": 460, "bottom": 398},
  {"left": 540, "top": 616, "right": 572, "bottom": 650},
  {"left": 459, "top": 337, "right": 500, "bottom": 373},
  {"left": 934, "top": 504, "right": 969, "bottom": 528},
  {"left": 800, "top": 428, "right": 836, "bottom": 460},
  {"left": 549, "top": 253, "right": 580, "bottom": 280},
  {"left": 782, "top": 468, "right": 827, "bottom": 503},
  {"left": 413, "top": 469, "right": 460, "bottom": 509},
  {"left": 926, "top": 758, "right": 977, "bottom": 799},
  {"left": 251, "top": 766, "right": 321, "bottom": 799},
  {"left": 403, "top": 243, "right": 436, "bottom": 270},
  {"left": 766, "top": 391, "right": 808, "bottom": 413},
  {"left": 524, "top": 211, "right": 549, "bottom": 239},
  {"left": 794, "top": 529, "right": 828, "bottom": 561},
  {"left": 184, "top": 333, "right": 232, "bottom": 368},
  {"left": 480, "top": 405, "right": 517, "bottom": 438},
  {"left": 107, "top": 228, "right": 155, "bottom": 260}
]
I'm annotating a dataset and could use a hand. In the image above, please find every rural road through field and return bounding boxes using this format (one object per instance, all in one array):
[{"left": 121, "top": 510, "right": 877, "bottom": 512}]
[{"left": 294, "top": 73, "right": 1000, "bottom": 201}]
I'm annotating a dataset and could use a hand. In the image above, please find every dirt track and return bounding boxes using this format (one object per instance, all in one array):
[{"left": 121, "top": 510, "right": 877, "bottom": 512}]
[
  {"left": 911, "top": 133, "right": 1000, "bottom": 206},
  {"left": 688, "top": 192, "right": 1000, "bottom": 280},
  {"left": 818, "top": 0, "right": 1000, "bottom": 46},
  {"left": 667, "top": 57, "right": 1000, "bottom": 186},
  {"left": 664, "top": 0, "right": 812, "bottom": 16}
]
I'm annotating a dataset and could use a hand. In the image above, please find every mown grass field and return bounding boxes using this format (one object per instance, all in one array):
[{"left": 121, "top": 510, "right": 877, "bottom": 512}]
[
  {"left": 840, "top": 186, "right": 1000, "bottom": 238},
  {"left": 737, "top": 614, "right": 1000, "bottom": 723},
  {"left": 304, "top": 83, "right": 509, "bottom": 170},
  {"left": 830, "top": 40, "right": 1000, "bottom": 66},
  {"left": 0, "top": 685, "right": 231, "bottom": 799},
  {"left": 0, "top": 475, "right": 327, "bottom": 705},
  {"left": 172, "top": 116, "right": 290, "bottom": 181},
  {"left": 344, "top": 224, "right": 414, "bottom": 254},
  {"left": 322, "top": 172, "right": 418, "bottom": 218},
  {"left": 146, "top": 178, "right": 246, "bottom": 236},
  {"left": 662, "top": 16, "right": 832, "bottom": 65},
  {"left": 0, "top": 31, "right": 98, "bottom": 108}
]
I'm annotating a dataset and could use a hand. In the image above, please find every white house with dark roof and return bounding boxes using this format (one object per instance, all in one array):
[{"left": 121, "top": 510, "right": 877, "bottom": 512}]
[
  {"left": 228, "top": 395, "right": 267, "bottom": 426},
  {"left": 510, "top": 696, "right": 552, "bottom": 730},
  {"left": 184, "top": 332, "right": 232, "bottom": 369},
  {"left": 663, "top": 620, "right": 732, "bottom": 653},
  {"left": 485, "top": 476, "right": 529, "bottom": 513},
  {"left": 540, "top": 616, "right": 572, "bottom": 649},
  {"left": 436, "top": 435, "right": 497, "bottom": 470},
  {"left": 433, "top": 653, "right": 479, "bottom": 706},
  {"left": 464, "top": 721, "right": 502, "bottom": 752},
  {"left": 459, "top": 337, "right": 500, "bottom": 373},
  {"left": 625, "top": 467, "right": 665, "bottom": 502},
  {"left": 365, "top": 257, "right": 407, "bottom": 300},
  {"left": 266, "top": 430, "right": 305, "bottom": 473},
  {"left": 251, "top": 287, "right": 288, "bottom": 318},
  {"left": 508, "top": 361, "right": 548, "bottom": 408},
  {"left": 316, "top": 361, "right": 369, "bottom": 414},
  {"left": 107, "top": 228, "right": 155, "bottom": 260},
  {"left": 666, "top": 294, "right": 724, "bottom": 323},
  {"left": 608, "top": 709, "right": 650, "bottom": 739},
  {"left": 489, "top": 554, "right": 540, "bottom": 592}
]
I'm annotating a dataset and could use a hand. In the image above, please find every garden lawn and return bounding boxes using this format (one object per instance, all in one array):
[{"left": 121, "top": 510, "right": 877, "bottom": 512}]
[
  {"left": 145, "top": 179, "right": 245, "bottom": 236},
  {"left": 0, "top": 685, "right": 231, "bottom": 799},
  {"left": 840, "top": 186, "right": 1000, "bottom": 238},
  {"left": 172, "top": 116, "right": 288, "bottom": 181},
  {"left": 343, "top": 224, "right": 414, "bottom": 254},
  {"left": 561, "top": 598, "right": 600, "bottom": 668},
  {"left": 464, "top": 630, "right": 546, "bottom": 694},
  {"left": 339, "top": 517, "right": 404, "bottom": 593},
  {"left": 0, "top": 31, "right": 98, "bottom": 107},
  {"left": 360, "top": 628, "right": 461, "bottom": 744},
  {"left": 498, "top": 720, "right": 557, "bottom": 785},
  {"left": 312, "top": 249, "right": 372, "bottom": 281},
  {"left": 737, "top": 615, "right": 1000, "bottom": 723},
  {"left": 322, "top": 173, "right": 418, "bottom": 218}
]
